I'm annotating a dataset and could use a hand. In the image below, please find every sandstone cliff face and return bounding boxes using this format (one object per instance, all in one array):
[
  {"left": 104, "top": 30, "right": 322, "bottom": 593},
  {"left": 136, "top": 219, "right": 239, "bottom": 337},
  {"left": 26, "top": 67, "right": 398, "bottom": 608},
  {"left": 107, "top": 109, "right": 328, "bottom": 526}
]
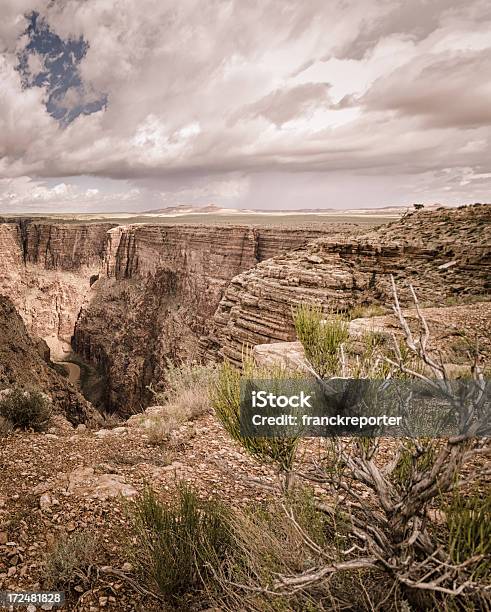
[
  {"left": 23, "top": 222, "right": 113, "bottom": 270},
  {"left": 205, "top": 205, "right": 491, "bottom": 365},
  {"left": 1, "top": 218, "right": 332, "bottom": 413},
  {"left": 0, "top": 221, "right": 113, "bottom": 343},
  {"left": 0, "top": 296, "right": 98, "bottom": 424},
  {"left": 73, "top": 223, "right": 333, "bottom": 413}
]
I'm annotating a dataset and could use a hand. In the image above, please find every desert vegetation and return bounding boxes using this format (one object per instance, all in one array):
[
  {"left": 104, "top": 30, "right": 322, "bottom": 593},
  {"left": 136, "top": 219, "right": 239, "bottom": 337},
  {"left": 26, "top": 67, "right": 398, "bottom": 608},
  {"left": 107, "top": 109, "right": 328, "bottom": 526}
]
[
  {"left": 129, "top": 280, "right": 489, "bottom": 610},
  {"left": 0, "top": 387, "right": 52, "bottom": 433},
  {"left": 142, "top": 361, "right": 216, "bottom": 446}
]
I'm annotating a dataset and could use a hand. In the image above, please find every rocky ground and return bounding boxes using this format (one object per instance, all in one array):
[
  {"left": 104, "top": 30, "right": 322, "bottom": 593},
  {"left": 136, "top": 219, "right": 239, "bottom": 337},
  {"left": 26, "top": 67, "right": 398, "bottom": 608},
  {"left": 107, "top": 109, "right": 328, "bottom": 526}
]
[
  {"left": 1, "top": 205, "right": 489, "bottom": 610},
  {"left": 2, "top": 401, "right": 487, "bottom": 612},
  {"left": 0, "top": 410, "right": 284, "bottom": 611},
  {"left": 350, "top": 301, "right": 491, "bottom": 364}
]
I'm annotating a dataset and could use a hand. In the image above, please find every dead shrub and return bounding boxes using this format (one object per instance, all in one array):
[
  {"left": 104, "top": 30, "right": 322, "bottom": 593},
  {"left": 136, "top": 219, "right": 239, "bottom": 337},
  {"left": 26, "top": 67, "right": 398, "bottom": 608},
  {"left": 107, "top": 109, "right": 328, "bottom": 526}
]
[
  {"left": 146, "top": 412, "right": 180, "bottom": 446},
  {"left": 148, "top": 361, "right": 217, "bottom": 420},
  {"left": 144, "top": 362, "right": 217, "bottom": 446},
  {"left": 44, "top": 531, "right": 98, "bottom": 590},
  {"left": 99, "top": 410, "right": 123, "bottom": 429}
]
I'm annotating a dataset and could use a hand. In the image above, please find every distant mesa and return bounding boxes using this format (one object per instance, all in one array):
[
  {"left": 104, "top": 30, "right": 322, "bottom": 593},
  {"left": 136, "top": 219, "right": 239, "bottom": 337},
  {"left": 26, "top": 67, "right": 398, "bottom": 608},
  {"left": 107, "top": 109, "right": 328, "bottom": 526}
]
[
  {"left": 140, "top": 202, "right": 473, "bottom": 217},
  {"left": 140, "top": 204, "right": 250, "bottom": 215}
]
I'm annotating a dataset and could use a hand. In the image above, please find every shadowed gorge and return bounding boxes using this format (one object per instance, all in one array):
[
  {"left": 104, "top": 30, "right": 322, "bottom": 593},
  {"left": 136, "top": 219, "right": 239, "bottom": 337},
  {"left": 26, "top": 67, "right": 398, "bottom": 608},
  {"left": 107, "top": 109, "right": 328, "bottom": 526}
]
[
  {"left": 0, "top": 219, "right": 337, "bottom": 413},
  {"left": 0, "top": 206, "right": 489, "bottom": 415}
]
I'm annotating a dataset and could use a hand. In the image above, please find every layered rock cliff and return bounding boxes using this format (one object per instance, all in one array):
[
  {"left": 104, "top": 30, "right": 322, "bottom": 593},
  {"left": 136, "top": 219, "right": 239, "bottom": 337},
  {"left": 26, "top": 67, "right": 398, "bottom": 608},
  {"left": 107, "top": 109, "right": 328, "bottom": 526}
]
[
  {"left": 204, "top": 205, "right": 491, "bottom": 365},
  {"left": 3, "top": 208, "right": 487, "bottom": 415},
  {"left": 73, "top": 224, "right": 338, "bottom": 413},
  {"left": 0, "top": 221, "right": 114, "bottom": 343}
]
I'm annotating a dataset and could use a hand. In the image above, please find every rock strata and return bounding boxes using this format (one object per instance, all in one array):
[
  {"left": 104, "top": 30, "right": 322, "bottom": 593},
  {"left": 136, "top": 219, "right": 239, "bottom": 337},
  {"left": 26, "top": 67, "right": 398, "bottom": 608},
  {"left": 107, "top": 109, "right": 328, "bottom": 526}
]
[
  {"left": 73, "top": 223, "right": 334, "bottom": 412},
  {"left": 0, "top": 221, "right": 113, "bottom": 342},
  {"left": 204, "top": 205, "right": 490, "bottom": 365}
]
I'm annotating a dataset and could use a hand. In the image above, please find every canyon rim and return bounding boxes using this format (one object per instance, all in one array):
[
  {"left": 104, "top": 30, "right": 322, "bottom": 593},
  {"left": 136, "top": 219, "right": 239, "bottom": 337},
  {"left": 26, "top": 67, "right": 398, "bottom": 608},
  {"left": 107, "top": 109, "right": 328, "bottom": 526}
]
[{"left": 1, "top": 1, "right": 491, "bottom": 610}]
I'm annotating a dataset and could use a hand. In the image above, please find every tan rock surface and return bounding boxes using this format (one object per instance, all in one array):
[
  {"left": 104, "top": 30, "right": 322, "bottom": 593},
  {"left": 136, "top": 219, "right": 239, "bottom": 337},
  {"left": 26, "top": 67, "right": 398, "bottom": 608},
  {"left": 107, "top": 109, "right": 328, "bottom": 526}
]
[
  {"left": 205, "top": 205, "right": 490, "bottom": 365},
  {"left": 0, "top": 296, "right": 98, "bottom": 424}
]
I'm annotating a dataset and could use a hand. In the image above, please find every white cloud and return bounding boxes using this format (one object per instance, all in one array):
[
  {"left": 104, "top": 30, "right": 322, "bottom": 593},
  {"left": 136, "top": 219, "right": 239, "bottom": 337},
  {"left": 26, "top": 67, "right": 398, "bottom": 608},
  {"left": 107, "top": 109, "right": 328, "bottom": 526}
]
[{"left": 0, "top": 0, "right": 490, "bottom": 211}]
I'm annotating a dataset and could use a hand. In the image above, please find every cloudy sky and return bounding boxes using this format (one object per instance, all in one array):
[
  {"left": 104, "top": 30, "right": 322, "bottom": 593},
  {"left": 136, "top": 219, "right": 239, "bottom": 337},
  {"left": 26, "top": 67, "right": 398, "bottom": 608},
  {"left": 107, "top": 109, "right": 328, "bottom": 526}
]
[{"left": 0, "top": 0, "right": 490, "bottom": 213}]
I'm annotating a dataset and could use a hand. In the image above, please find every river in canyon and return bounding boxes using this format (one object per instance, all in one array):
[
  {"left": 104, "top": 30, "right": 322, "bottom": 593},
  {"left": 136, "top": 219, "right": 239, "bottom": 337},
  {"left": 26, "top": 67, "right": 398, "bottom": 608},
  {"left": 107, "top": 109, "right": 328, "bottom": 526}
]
[
  {"left": 43, "top": 334, "right": 107, "bottom": 409},
  {"left": 44, "top": 335, "right": 82, "bottom": 386}
]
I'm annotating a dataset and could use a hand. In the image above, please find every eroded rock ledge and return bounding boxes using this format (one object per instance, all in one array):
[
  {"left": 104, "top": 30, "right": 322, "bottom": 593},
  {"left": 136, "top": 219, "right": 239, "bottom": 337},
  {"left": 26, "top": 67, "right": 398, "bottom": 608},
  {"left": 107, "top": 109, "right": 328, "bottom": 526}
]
[{"left": 203, "top": 205, "right": 491, "bottom": 365}]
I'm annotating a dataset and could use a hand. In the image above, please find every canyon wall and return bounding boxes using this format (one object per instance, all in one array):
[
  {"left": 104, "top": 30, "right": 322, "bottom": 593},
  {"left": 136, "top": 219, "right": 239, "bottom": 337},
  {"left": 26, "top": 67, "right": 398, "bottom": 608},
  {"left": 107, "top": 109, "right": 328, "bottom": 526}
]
[
  {"left": 204, "top": 205, "right": 491, "bottom": 365},
  {"left": 1, "top": 206, "right": 488, "bottom": 415},
  {"left": 0, "top": 295, "right": 99, "bottom": 424},
  {"left": 0, "top": 221, "right": 114, "bottom": 344},
  {"left": 73, "top": 223, "right": 336, "bottom": 413}
]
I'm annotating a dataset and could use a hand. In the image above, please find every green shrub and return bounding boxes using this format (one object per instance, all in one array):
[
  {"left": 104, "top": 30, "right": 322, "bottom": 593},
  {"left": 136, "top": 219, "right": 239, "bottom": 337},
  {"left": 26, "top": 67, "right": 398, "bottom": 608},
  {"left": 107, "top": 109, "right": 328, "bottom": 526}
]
[
  {"left": 293, "top": 305, "right": 349, "bottom": 377},
  {"left": 0, "top": 387, "right": 52, "bottom": 431},
  {"left": 212, "top": 361, "right": 298, "bottom": 475},
  {"left": 445, "top": 490, "right": 490, "bottom": 578},
  {"left": 132, "top": 483, "right": 232, "bottom": 602}
]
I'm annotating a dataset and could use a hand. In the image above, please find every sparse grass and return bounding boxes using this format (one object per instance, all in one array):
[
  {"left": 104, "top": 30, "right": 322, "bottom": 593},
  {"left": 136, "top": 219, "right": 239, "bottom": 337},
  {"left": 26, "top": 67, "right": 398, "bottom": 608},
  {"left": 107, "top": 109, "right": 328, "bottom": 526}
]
[
  {"left": 444, "top": 294, "right": 491, "bottom": 306},
  {"left": 348, "top": 303, "right": 386, "bottom": 320},
  {"left": 99, "top": 410, "right": 122, "bottom": 429},
  {"left": 293, "top": 305, "right": 349, "bottom": 377},
  {"left": 142, "top": 362, "right": 217, "bottom": 446},
  {"left": 160, "top": 361, "right": 217, "bottom": 404},
  {"left": 208, "top": 488, "right": 381, "bottom": 612},
  {"left": 132, "top": 483, "right": 232, "bottom": 603},
  {"left": 0, "top": 415, "right": 13, "bottom": 437},
  {"left": 44, "top": 531, "right": 98, "bottom": 590},
  {"left": 0, "top": 387, "right": 52, "bottom": 431},
  {"left": 445, "top": 489, "right": 491, "bottom": 579},
  {"left": 129, "top": 483, "right": 367, "bottom": 610},
  {"left": 145, "top": 412, "right": 180, "bottom": 446},
  {"left": 148, "top": 361, "right": 216, "bottom": 420},
  {"left": 212, "top": 361, "right": 298, "bottom": 475}
]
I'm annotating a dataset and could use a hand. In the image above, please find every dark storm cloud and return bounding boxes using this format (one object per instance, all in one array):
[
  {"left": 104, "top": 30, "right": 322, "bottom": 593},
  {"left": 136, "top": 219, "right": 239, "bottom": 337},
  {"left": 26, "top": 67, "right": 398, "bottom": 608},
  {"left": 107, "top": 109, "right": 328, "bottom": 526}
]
[{"left": 360, "top": 49, "right": 491, "bottom": 129}]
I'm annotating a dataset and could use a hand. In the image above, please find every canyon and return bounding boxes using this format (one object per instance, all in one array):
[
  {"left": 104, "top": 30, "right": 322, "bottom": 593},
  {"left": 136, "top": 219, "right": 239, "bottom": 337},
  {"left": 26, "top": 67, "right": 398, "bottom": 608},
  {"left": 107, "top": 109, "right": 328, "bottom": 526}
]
[
  {"left": 0, "top": 218, "right": 340, "bottom": 414},
  {"left": 0, "top": 204, "right": 489, "bottom": 418}
]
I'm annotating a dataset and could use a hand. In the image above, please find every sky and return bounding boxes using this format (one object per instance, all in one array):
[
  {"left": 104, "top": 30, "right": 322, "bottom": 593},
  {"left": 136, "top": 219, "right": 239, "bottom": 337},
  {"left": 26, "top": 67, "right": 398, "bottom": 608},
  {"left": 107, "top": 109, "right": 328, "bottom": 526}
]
[{"left": 0, "top": 0, "right": 490, "bottom": 213}]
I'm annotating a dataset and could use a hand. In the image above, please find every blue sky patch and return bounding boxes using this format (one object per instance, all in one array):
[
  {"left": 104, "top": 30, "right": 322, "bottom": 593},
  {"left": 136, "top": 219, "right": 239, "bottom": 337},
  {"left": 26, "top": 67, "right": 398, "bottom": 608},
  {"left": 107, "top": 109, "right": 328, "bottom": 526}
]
[{"left": 17, "top": 12, "right": 106, "bottom": 124}]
